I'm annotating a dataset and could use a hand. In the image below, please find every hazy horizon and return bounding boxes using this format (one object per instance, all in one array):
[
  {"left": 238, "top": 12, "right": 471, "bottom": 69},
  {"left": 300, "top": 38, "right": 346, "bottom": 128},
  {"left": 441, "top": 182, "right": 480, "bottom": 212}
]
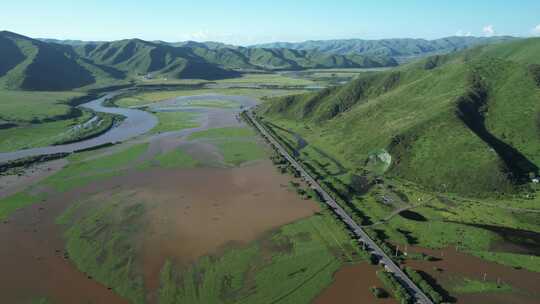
[
  {"left": 3, "top": 0, "right": 539, "bottom": 45},
  {"left": 13, "top": 32, "right": 520, "bottom": 46}
]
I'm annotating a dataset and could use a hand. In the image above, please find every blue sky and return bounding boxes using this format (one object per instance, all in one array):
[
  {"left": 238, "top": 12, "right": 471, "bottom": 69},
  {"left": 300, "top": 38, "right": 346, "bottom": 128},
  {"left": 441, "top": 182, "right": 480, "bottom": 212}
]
[{"left": 2, "top": 0, "right": 540, "bottom": 45}]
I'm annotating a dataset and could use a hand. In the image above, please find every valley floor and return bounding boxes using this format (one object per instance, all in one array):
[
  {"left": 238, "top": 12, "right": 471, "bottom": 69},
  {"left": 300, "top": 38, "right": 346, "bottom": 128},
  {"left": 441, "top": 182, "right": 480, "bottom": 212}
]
[{"left": 0, "top": 83, "right": 392, "bottom": 304}]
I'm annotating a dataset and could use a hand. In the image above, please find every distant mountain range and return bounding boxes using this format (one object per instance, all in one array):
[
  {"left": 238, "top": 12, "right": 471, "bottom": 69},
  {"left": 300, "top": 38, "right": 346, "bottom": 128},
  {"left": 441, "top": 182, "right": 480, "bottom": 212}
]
[
  {"left": 75, "top": 38, "right": 396, "bottom": 73},
  {"left": 0, "top": 31, "right": 399, "bottom": 90},
  {"left": 0, "top": 31, "right": 519, "bottom": 91},
  {"left": 251, "top": 36, "right": 517, "bottom": 62}
]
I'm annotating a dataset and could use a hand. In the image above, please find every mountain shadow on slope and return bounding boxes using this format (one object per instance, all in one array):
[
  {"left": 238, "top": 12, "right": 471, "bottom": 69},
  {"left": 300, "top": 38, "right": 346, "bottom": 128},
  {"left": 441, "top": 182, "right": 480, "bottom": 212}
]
[
  {"left": 456, "top": 72, "right": 538, "bottom": 183},
  {"left": 22, "top": 44, "right": 95, "bottom": 90},
  {"left": 0, "top": 34, "right": 26, "bottom": 77}
]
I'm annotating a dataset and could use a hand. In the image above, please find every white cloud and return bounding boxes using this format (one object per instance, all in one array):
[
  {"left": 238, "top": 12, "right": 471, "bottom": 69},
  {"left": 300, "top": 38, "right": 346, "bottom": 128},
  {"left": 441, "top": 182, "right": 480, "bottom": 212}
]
[
  {"left": 482, "top": 25, "right": 495, "bottom": 36},
  {"left": 455, "top": 30, "right": 472, "bottom": 37},
  {"left": 181, "top": 30, "right": 211, "bottom": 41},
  {"left": 533, "top": 24, "right": 540, "bottom": 36}
]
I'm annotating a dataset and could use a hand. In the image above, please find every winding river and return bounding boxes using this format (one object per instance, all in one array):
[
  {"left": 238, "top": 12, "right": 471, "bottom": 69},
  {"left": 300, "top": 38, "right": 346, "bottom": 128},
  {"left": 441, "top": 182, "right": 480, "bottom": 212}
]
[
  {"left": 0, "top": 92, "right": 261, "bottom": 164},
  {"left": 0, "top": 92, "right": 158, "bottom": 163}
]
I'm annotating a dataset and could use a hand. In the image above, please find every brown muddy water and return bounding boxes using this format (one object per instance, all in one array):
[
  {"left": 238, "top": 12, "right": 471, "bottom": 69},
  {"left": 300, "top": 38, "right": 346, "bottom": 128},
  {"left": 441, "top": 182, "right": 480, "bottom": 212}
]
[
  {"left": 0, "top": 177, "right": 131, "bottom": 304},
  {"left": 0, "top": 160, "right": 320, "bottom": 303},
  {"left": 404, "top": 246, "right": 540, "bottom": 304},
  {"left": 132, "top": 161, "right": 321, "bottom": 293},
  {"left": 313, "top": 263, "right": 398, "bottom": 304}
]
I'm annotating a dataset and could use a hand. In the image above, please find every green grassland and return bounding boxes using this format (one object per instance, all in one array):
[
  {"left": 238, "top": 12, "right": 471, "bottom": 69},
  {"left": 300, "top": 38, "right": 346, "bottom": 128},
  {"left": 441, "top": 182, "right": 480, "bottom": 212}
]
[
  {"left": 0, "top": 111, "right": 119, "bottom": 153},
  {"left": 184, "top": 99, "right": 240, "bottom": 109},
  {"left": 150, "top": 111, "right": 199, "bottom": 134},
  {"left": 0, "top": 192, "right": 41, "bottom": 220},
  {"left": 217, "top": 141, "right": 267, "bottom": 166},
  {"left": 158, "top": 209, "right": 368, "bottom": 304},
  {"left": 470, "top": 251, "right": 540, "bottom": 273},
  {"left": 43, "top": 143, "right": 149, "bottom": 192},
  {"left": 188, "top": 127, "right": 255, "bottom": 140},
  {"left": 449, "top": 277, "right": 513, "bottom": 294},
  {"left": 280, "top": 68, "right": 394, "bottom": 86},
  {"left": 0, "top": 89, "right": 122, "bottom": 152},
  {"left": 57, "top": 195, "right": 146, "bottom": 304},
  {"left": 188, "top": 127, "right": 266, "bottom": 166},
  {"left": 152, "top": 148, "right": 199, "bottom": 168},
  {"left": 0, "top": 111, "right": 91, "bottom": 152},
  {"left": 214, "top": 73, "right": 315, "bottom": 86},
  {"left": 55, "top": 112, "right": 119, "bottom": 143},
  {"left": 0, "top": 90, "right": 83, "bottom": 122},
  {"left": 30, "top": 298, "right": 54, "bottom": 304}
]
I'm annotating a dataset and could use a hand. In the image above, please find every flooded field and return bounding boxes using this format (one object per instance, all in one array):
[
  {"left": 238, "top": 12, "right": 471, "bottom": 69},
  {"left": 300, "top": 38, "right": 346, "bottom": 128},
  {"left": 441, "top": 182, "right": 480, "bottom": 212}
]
[
  {"left": 135, "top": 162, "right": 321, "bottom": 292},
  {"left": 0, "top": 159, "right": 320, "bottom": 303},
  {"left": 0, "top": 88, "right": 325, "bottom": 303},
  {"left": 0, "top": 174, "right": 132, "bottom": 304},
  {"left": 314, "top": 263, "right": 398, "bottom": 304},
  {"left": 0, "top": 158, "right": 67, "bottom": 199}
]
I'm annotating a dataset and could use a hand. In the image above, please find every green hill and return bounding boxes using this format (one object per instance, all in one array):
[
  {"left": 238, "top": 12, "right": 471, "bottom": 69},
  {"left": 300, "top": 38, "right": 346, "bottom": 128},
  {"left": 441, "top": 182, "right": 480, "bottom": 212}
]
[
  {"left": 74, "top": 39, "right": 241, "bottom": 80},
  {"left": 0, "top": 32, "right": 243, "bottom": 90},
  {"left": 0, "top": 31, "right": 97, "bottom": 90},
  {"left": 260, "top": 38, "right": 540, "bottom": 197}
]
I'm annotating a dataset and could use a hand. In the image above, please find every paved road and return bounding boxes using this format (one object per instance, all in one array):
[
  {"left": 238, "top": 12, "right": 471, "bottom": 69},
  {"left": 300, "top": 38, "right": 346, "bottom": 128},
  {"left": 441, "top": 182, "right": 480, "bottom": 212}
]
[
  {"left": 0, "top": 92, "right": 158, "bottom": 164},
  {"left": 245, "top": 110, "right": 434, "bottom": 304}
]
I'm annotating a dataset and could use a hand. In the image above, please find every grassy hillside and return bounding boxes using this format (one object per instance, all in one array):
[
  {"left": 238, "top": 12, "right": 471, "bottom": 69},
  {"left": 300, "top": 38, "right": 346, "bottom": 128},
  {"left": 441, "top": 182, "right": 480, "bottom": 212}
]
[
  {"left": 0, "top": 32, "right": 244, "bottom": 90},
  {"left": 0, "top": 31, "right": 127, "bottom": 90},
  {"left": 74, "top": 39, "right": 241, "bottom": 80},
  {"left": 260, "top": 38, "right": 540, "bottom": 197}
]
